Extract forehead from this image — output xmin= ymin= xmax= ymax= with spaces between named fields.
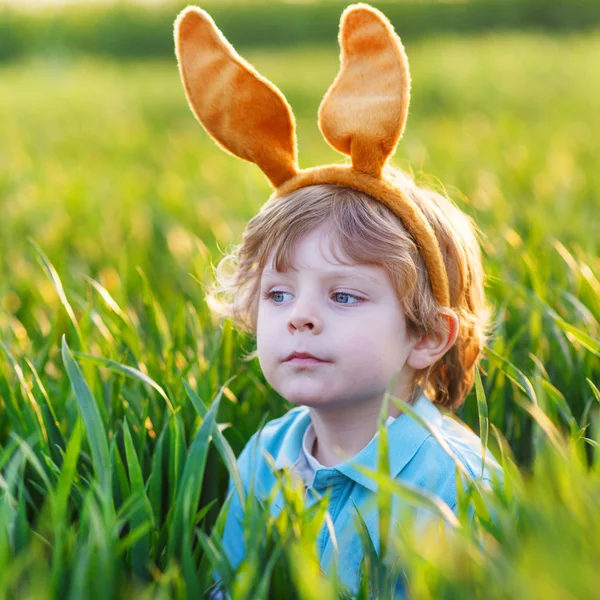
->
xmin=262 ymin=227 xmax=383 ymax=283
xmin=266 ymin=224 xmax=347 ymax=265
xmin=261 ymin=266 xmax=381 ymax=286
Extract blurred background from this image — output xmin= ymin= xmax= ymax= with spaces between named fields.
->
xmin=1 ymin=0 xmax=599 ymax=462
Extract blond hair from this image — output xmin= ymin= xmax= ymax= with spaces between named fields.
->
xmin=205 ymin=165 xmax=493 ymax=409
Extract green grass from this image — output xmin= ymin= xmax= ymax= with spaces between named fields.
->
xmin=0 ymin=30 xmax=599 ymax=598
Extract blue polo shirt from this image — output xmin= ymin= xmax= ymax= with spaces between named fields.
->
xmin=211 ymin=392 xmax=503 ymax=598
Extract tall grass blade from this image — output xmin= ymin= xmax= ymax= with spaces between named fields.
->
xmin=377 ymin=382 xmax=393 ymax=564
xmin=50 ymin=416 xmax=84 ymax=589
xmin=24 ymin=356 xmax=66 ymax=454
xmin=287 ymin=540 xmax=337 ymax=600
xmin=14 ymin=473 xmax=30 ymax=555
xmin=183 ymin=378 xmax=244 ymax=505
xmin=136 ymin=266 xmax=172 ymax=356
xmin=0 ymin=369 xmax=28 ymax=435
xmin=485 ymin=346 xmax=538 ymax=405
xmin=122 ymin=419 xmax=153 ymax=578
xmin=29 ymin=238 xmax=83 ymax=350
xmin=474 ymin=365 xmax=490 ymax=477
xmin=9 ymin=432 xmax=52 ymax=494
xmin=0 ymin=342 xmax=49 ymax=450
xmin=552 ymin=316 xmax=600 ymax=357
xmin=148 ymin=427 xmax=165 ymax=528
xmin=352 ymin=466 xmax=460 ymax=530
xmin=114 ymin=521 xmax=154 ymax=556
xmin=166 ymin=385 xmax=222 ymax=560
xmin=587 ymin=378 xmax=600 ymax=404
xmin=1 ymin=449 xmax=26 ymax=553
xmin=61 ymin=335 xmax=111 ymax=493
xmin=512 ymin=394 xmax=566 ymax=456
xmin=74 ymin=351 xmax=175 ymax=414
xmin=540 ymin=378 xmax=577 ymax=434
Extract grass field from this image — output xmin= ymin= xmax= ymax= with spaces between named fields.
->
xmin=1 ymin=30 xmax=599 ymax=598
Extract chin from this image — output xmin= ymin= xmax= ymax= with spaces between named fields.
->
xmin=287 ymin=397 xmax=328 ymax=408
xmin=277 ymin=383 xmax=332 ymax=406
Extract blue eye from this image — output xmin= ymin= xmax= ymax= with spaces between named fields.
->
xmin=333 ymin=292 xmax=360 ymax=304
xmin=263 ymin=290 xmax=363 ymax=305
xmin=264 ymin=290 xmax=291 ymax=303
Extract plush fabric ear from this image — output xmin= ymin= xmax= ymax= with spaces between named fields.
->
xmin=174 ymin=6 xmax=299 ymax=187
xmin=318 ymin=3 xmax=411 ymax=178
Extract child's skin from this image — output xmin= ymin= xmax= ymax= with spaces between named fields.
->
xmin=256 ymin=224 xmax=459 ymax=468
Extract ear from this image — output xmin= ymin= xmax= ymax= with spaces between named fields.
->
xmin=406 ymin=309 xmax=459 ymax=370
xmin=174 ymin=6 xmax=299 ymax=187
xmin=318 ymin=3 xmax=411 ymax=178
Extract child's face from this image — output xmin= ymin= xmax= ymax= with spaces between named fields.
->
xmin=256 ymin=225 xmax=419 ymax=410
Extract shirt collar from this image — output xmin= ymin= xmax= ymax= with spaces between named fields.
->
xmin=273 ymin=393 xmax=442 ymax=492
xmin=302 ymin=414 xmax=396 ymax=473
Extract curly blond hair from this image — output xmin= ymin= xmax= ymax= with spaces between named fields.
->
xmin=205 ymin=165 xmax=493 ymax=409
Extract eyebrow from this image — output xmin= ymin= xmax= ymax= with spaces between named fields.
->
xmin=261 ymin=269 xmax=380 ymax=285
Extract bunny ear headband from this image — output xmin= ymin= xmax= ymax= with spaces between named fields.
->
xmin=174 ymin=2 xmax=450 ymax=307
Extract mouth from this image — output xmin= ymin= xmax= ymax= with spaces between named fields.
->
xmin=283 ymin=352 xmax=330 ymax=365
xmin=285 ymin=357 xmax=328 ymax=366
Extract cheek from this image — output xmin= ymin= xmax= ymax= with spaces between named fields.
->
xmin=336 ymin=330 xmax=387 ymax=373
xmin=256 ymin=338 xmax=276 ymax=390
xmin=256 ymin=303 xmax=271 ymax=335
xmin=342 ymin=321 xmax=410 ymax=368
xmin=256 ymin=312 xmax=280 ymax=369
xmin=365 ymin=307 xmax=410 ymax=347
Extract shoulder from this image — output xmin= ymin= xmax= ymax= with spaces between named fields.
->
xmin=400 ymin=405 xmax=503 ymax=509
xmin=437 ymin=413 xmax=503 ymax=482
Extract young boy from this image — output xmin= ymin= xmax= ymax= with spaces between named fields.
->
xmin=173 ymin=2 xmax=503 ymax=597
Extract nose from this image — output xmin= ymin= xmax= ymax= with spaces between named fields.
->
xmin=288 ymin=297 xmax=323 ymax=334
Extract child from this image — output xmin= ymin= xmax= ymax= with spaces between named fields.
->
xmin=173 ymin=2 xmax=503 ymax=597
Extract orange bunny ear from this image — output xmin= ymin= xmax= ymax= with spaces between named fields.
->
xmin=174 ymin=6 xmax=299 ymax=188
xmin=318 ymin=3 xmax=411 ymax=178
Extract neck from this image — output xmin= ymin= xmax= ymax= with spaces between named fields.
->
xmin=308 ymin=381 xmax=418 ymax=468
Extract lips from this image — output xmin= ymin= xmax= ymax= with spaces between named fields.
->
xmin=284 ymin=351 xmax=328 ymax=362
